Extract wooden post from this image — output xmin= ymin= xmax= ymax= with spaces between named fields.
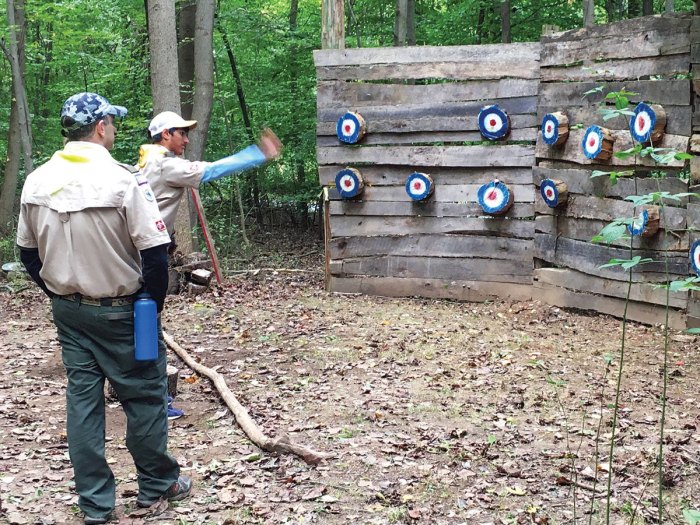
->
xmin=190 ymin=188 xmax=223 ymax=284
xmin=322 ymin=0 xmax=344 ymax=49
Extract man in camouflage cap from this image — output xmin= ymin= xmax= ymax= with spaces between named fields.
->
xmin=17 ymin=92 xmax=192 ymax=524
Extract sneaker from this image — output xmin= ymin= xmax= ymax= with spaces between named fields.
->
xmin=167 ymin=396 xmax=184 ymax=420
xmin=84 ymin=513 xmax=115 ymax=524
xmin=137 ymin=475 xmax=193 ymax=508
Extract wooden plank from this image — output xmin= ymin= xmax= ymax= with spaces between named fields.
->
xmin=318 ymin=97 xmax=538 ymax=121
xmin=333 ymin=255 xmax=533 ymax=283
xmin=538 ymin=79 xmax=691 ymax=107
xmin=535 ymin=129 xmax=688 ymax=168
xmin=313 ymin=42 xmax=541 ymax=68
xmin=329 ymin=234 xmax=533 ymax=260
xmin=534 ymin=267 xmax=688 ymax=308
xmin=534 ymin=233 xmax=689 ymax=282
xmin=317 ymin=129 xmax=538 ymax=145
xmin=535 ymin=214 xmax=688 ymax=251
xmin=533 ymin=165 xmax=689 ymax=203
xmin=318 ymin=144 xmax=535 ymax=167
xmin=327 ymin=183 xmax=534 ymax=203
xmin=320 ymin=165 xmax=534 ymax=186
xmin=534 ymin=194 xmax=686 ymax=229
xmin=317 ymin=114 xmax=539 ymax=135
xmin=317 ymin=79 xmax=540 ymax=108
xmin=537 ymin=105 xmax=691 ymax=136
xmin=541 ymin=28 xmax=690 ymax=67
xmin=329 ymin=215 xmax=535 ymax=238
xmin=330 ymin=200 xmax=534 ymax=218
xmin=688 ymin=203 xmax=700 ymax=228
xmin=533 ymin=279 xmax=687 ymax=329
xmin=329 ymin=275 xmax=534 ymax=302
xmin=190 ymin=188 xmax=223 ymax=284
xmin=541 ymin=54 xmax=690 ymax=82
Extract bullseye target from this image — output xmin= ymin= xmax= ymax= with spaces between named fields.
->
xmin=405 ymin=172 xmax=434 ymax=201
xmin=541 ymin=112 xmax=569 ymax=146
xmin=582 ymin=125 xmax=604 ymax=159
xmin=630 ymin=102 xmax=662 ymax=144
xmin=690 ymin=240 xmax=700 ymax=276
xmin=627 ymin=209 xmax=649 ymax=237
xmin=478 ymin=105 xmax=510 ymax=140
xmin=477 ymin=180 xmax=514 ymax=215
xmin=334 ymin=168 xmax=365 ymax=199
xmin=540 ymin=179 xmax=566 ymax=208
xmin=336 ymin=111 xmax=366 ymax=144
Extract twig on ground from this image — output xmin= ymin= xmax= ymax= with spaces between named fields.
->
xmin=163 ymin=331 xmax=328 ymax=466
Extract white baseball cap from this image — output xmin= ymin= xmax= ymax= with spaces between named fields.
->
xmin=148 ymin=111 xmax=198 ymax=138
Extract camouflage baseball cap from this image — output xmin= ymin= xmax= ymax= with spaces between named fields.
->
xmin=60 ymin=92 xmax=128 ymax=133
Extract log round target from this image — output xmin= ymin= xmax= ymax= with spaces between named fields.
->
xmin=477 ymin=180 xmax=514 ymax=215
xmin=690 ymin=240 xmax=700 ymax=276
xmin=336 ymin=111 xmax=367 ymax=144
xmin=541 ymin=112 xmax=569 ymax=146
xmin=581 ymin=125 xmax=613 ymax=161
xmin=405 ymin=172 xmax=434 ymax=201
xmin=630 ymin=102 xmax=666 ymax=145
xmin=335 ymin=168 xmax=365 ymax=199
xmin=478 ymin=105 xmax=510 ymax=140
xmin=540 ymin=179 xmax=568 ymax=208
xmin=627 ymin=206 xmax=659 ymax=237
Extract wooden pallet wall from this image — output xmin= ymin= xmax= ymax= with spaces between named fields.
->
xmin=313 ymin=43 xmax=540 ymax=302
xmin=535 ymin=13 xmax=693 ymax=329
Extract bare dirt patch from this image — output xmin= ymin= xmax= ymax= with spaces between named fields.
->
xmin=1 ymin=243 xmax=700 ymax=524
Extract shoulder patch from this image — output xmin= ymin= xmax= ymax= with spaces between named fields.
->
xmin=135 ymin=174 xmax=149 ymax=186
xmin=116 ymin=162 xmax=138 ymax=174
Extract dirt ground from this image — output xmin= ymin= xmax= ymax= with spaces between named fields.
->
xmin=1 ymin=233 xmax=700 ymax=525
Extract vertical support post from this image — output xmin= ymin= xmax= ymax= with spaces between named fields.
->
xmin=322 ymin=0 xmax=344 ymax=49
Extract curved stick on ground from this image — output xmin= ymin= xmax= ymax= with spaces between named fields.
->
xmin=163 ymin=330 xmax=327 ymax=465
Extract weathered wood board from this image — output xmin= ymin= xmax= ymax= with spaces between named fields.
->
xmin=327 ymin=183 xmax=534 ymax=203
xmin=320 ymin=166 xmax=534 ymax=186
xmin=329 ymin=201 xmax=535 ymax=219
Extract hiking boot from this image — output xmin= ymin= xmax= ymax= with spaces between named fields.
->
xmin=136 ymin=475 xmax=193 ymax=508
xmin=84 ymin=512 xmax=115 ymax=524
xmin=167 ymin=396 xmax=184 ymax=420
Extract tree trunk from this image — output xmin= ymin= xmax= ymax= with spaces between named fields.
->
xmin=322 ymin=0 xmax=344 ymax=49
xmin=643 ymin=0 xmax=653 ymax=15
xmin=583 ymin=0 xmax=595 ymax=28
xmin=393 ymin=0 xmax=416 ymax=46
xmin=178 ymin=0 xmax=196 ymax=120
xmin=665 ymin=0 xmax=673 ymax=12
xmin=0 ymin=102 xmax=21 ymax=234
xmin=476 ymin=5 xmax=485 ymax=44
xmin=4 ymin=0 xmax=33 ymax=177
xmin=501 ymin=0 xmax=511 ymax=43
xmin=628 ymin=0 xmax=642 ymax=17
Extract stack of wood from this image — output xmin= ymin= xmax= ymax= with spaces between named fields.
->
xmin=168 ymin=252 xmax=214 ymax=295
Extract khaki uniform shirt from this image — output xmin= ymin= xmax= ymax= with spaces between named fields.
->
xmin=137 ymin=145 xmax=207 ymax=236
xmin=16 ymin=141 xmax=171 ymax=298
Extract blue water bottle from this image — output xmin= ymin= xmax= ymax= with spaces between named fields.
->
xmin=134 ymin=292 xmax=158 ymax=361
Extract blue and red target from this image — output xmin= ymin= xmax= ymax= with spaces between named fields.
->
xmin=541 ymin=112 xmax=569 ymax=147
xmin=630 ymin=102 xmax=665 ymax=145
xmin=628 ymin=207 xmax=659 ymax=237
xmin=581 ymin=125 xmax=613 ymax=161
xmin=405 ymin=172 xmax=434 ymax=201
xmin=540 ymin=179 xmax=568 ymax=208
xmin=336 ymin=111 xmax=367 ymax=144
xmin=477 ymin=180 xmax=514 ymax=215
xmin=335 ymin=168 xmax=365 ymax=199
xmin=691 ymin=240 xmax=700 ymax=276
xmin=478 ymin=105 xmax=510 ymax=140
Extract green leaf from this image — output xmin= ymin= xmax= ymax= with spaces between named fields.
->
xmin=592 ymin=221 xmax=629 ymax=244
xmin=683 ymin=508 xmax=700 ymax=525
xmin=624 ymin=194 xmax=655 ymax=206
xmin=686 ymin=328 xmax=700 ymax=335
xmin=582 ymin=86 xmax=604 ymax=97
xmin=615 ymin=95 xmax=629 ymax=110
xmin=614 ymin=145 xmax=643 ymax=159
xmin=599 ymin=256 xmax=653 ymax=270
xmin=675 ymin=152 xmax=694 ymax=161
xmin=590 ymin=170 xmax=611 ymax=178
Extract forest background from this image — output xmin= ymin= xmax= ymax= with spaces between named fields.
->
xmin=0 ymin=0 xmax=694 ymax=265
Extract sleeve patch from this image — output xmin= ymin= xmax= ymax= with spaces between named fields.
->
xmin=135 ymin=174 xmax=149 ymax=186
xmin=156 ymin=219 xmax=166 ymax=232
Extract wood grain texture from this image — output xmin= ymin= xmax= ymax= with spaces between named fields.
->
xmin=541 ymin=54 xmax=689 ymax=82
xmin=327 ymin=183 xmax=534 ymax=203
xmin=320 ymin=165 xmax=534 ymax=186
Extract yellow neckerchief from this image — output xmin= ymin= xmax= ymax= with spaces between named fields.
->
xmin=137 ymin=144 xmax=170 ymax=169
xmin=48 ymin=142 xmax=113 ymax=195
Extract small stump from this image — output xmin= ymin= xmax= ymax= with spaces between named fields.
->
xmin=582 ymin=125 xmax=614 ymax=161
xmin=477 ymin=179 xmax=514 ymax=215
xmin=335 ymin=167 xmax=365 ymax=199
xmin=336 ymin=111 xmax=367 ymax=144
xmin=540 ymin=179 xmax=569 ymax=208
xmin=628 ymin=206 xmax=660 ymax=237
xmin=541 ymin=112 xmax=569 ymax=147
xmin=405 ymin=172 xmax=434 ymax=201
xmin=630 ymin=102 xmax=666 ymax=145
xmin=478 ymin=105 xmax=510 ymax=140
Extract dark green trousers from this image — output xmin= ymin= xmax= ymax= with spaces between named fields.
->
xmin=51 ymin=296 xmax=179 ymax=519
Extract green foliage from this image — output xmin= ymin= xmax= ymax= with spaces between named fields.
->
xmin=684 ymin=508 xmax=700 ymax=525
xmin=599 ymin=256 xmax=653 ymax=270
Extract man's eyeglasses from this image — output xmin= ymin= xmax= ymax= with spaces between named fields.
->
xmin=169 ymin=128 xmax=189 ymax=138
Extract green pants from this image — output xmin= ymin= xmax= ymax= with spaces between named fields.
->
xmin=51 ymin=296 xmax=179 ymax=519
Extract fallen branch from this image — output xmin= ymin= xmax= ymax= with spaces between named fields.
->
xmin=163 ymin=330 xmax=327 ymax=466
xmin=227 ymin=267 xmax=316 ymax=275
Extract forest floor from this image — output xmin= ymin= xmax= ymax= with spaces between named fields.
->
xmin=1 ymin=229 xmax=700 ymax=525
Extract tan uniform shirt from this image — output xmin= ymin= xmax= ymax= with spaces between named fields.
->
xmin=16 ymin=141 xmax=171 ymax=298
xmin=137 ymin=145 xmax=207 ymax=236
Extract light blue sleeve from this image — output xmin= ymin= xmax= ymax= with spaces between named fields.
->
xmin=200 ymin=145 xmax=266 ymax=183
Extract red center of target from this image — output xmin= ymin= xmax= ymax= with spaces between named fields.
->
xmin=546 ymin=188 xmax=553 ymax=198
xmin=489 ymin=119 xmax=497 ymax=127
xmin=413 ymin=181 xmax=421 ymax=190
xmin=588 ymin=138 xmax=595 ymax=148
xmin=638 ymin=117 xmax=645 ymax=129
xmin=344 ymin=124 xmax=351 ymax=133
xmin=546 ymin=124 xmax=552 ymax=133
xmin=344 ymin=179 xmax=352 ymax=188
xmin=488 ymin=190 xmax=497 ymax=200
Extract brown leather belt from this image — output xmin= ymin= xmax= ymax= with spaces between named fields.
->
xmin=60 ymin=293 xmax=135 ymax=307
